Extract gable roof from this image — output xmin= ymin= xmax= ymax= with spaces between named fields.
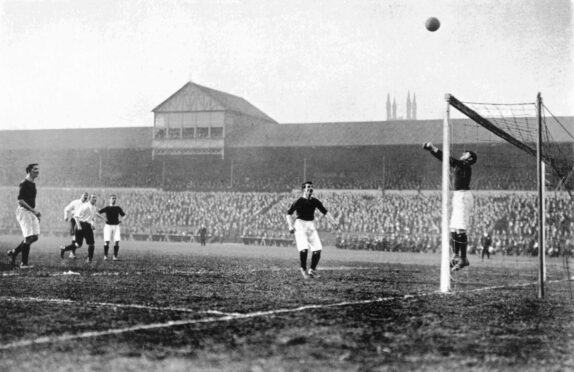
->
xmin=152 ymin=81 xmax=277 ymax=123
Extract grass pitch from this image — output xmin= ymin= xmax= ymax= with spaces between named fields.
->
xmin=0 ymin=236 xmax=573 ymax=371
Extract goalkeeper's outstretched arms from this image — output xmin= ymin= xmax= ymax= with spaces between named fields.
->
xmin=423 ymin=141 xmax=444 ymax=163
xmin=422 ymin=142 xmax=439 ymax=153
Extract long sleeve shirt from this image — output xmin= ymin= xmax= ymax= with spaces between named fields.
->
xmin=64 ymin=198 xmax=84 ymax=220
xmin=74 ymin=202 xmax=98 ymax=225
xmin=429 ymin=149 xmax=473 ymax=191
xmin=287 ymin=197 xmax=328 ymax=221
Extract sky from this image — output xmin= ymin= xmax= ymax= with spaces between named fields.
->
xmin=0 ymin=0 xmax=572 ymax=130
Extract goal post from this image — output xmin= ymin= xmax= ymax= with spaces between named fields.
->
xmin=440 ymin=100 xmax=451 ymax=293
xmin=441 ymin=93 xmax=548 ymax=297
xmin=536 ymin=93 xmax=545 ymax=298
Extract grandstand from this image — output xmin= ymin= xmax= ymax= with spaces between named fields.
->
xmin=1 ymin=81 xmax=573 ymax=252
xmin=2 ymin=81 xmax=573 ymax=191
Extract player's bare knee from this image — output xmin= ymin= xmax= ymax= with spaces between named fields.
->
xmin=25 ymin=235 xmax=38 ymax=244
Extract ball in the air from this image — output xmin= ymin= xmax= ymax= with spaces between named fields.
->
xmin=425 ymin=17 xmax=440 ymax=32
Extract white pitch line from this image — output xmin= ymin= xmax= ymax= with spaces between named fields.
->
xmin=0 ymin=296 xmax=243 ymax=317
xmin=171 ymin=266 xmax=395 ymax=275
xmin=2 ymin=266 xmax=382 ymax=278
xmin=0 ymin=278 xmax=566 ymax=350
xmin=0 ymin=294 xmax=407 ymax=350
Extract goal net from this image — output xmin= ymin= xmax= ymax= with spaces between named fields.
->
xmin=441 ymin=93 xmax=574 ymax=298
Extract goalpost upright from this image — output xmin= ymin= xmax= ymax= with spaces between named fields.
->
xmin=440 ymin=98 xmax=451 ymax=293
xmin=440 ymin=92 xmax=548 ymax=297
xmin=536 ymin=93 xmax=545 ymax=298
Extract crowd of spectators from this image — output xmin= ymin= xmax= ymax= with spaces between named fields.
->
xmin=0 ymin=146 xmax=553 ymax=192
xmin=1 ymin=186 xmax=572 ymax=257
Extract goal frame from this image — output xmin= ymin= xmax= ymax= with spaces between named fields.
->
xmin=440 ymin=93 xmax=546 ymax=297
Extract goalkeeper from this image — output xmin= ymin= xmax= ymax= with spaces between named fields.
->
xmin=423 ymin=142 xmax=477 ymax=271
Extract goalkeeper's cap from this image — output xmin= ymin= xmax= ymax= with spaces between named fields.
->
xmin=466 ymin=151 xmax=477 ymax=165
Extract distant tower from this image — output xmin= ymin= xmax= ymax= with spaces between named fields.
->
xmin=386 ymin=94 xmax=391 ymax=121
xmin=406 ymin=91 xmax=412 ymax=120
xmin=412 ymin=93 xmax=417 ymax=120
xmin=392 ymin=97 xmax=397 ymax=120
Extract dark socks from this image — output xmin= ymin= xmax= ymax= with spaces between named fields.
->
xmin=454 ymin=231 xmax=468 ymax=260
xmin=310 ymin=251 xmax=321 ymax=270
xmin=450 ymin=231 xmax=459 ymax=256
xmin=104 ymin=243 xmax=110 ymax=256
xmin=299 ymin=250 xmax=308 ymax=270
xmin=20 ymin=243 xmax=30 ymax=265
xmin=88 ymin=245 xmax=94 ymax=260
xmin=13 ymin=241 xmax=25 ymax=256
xmin=113 ymin=244 xmax=119 ymax=257
xmin=64 ymin=243 xmax=78 ymax=252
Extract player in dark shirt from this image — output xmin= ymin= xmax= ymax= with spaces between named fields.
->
xmin=481 ymin=231 xmax=492 ymax=260
xmin=286 ymin=181 xmax=339 ymax=279
xmin=98 ymin=195 xmax=126 ymax=261
xmin=423 ymin=142 xmax=477 ymax=271
xmin=198 ymin=225 xmax=207 ymax=246
xmin=6 ymin=163 xmax=41 ymax=268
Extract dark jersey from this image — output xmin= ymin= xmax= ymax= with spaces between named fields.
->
xmin=430 ymin=149 xmax=473 ymax=191
xmin=98 ymin=206 xmax=125 ymax=225
xmin=287 ymin=197 xmax=328 ymax=221
xmin=17 ymin=179 xmax=37 ymax=209
xmin=481 ymin=235 xmax=492 ymax=248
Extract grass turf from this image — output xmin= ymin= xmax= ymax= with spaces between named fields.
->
xmin=0 ymin=236 xmax=573 ymax=371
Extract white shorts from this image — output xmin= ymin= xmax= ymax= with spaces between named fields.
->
xmin=16 ymin=206 xmax=40 ymax=238
xmin=294 ymin=219 xmax=322 ymax=252
xmin=103 ymin=224 xmax=121 ymax=242
xmin=450 ymin=190 xmax=474 ymax=231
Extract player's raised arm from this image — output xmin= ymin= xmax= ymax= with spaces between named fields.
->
xmin=423 ymin=142 xmax=445 ymax=163
xmin=422 ymin=142 xmax=438 ymax=153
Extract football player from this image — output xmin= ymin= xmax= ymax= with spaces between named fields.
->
xmin=6 ymin=163 xmax=41 ymax=269
xmin=423 ymin=142 xmax=477 ymax=271
xmin=98 ymin=194 xmax=126 ymax=261
xmin=286 ymin=181 xmax=339 ymax=279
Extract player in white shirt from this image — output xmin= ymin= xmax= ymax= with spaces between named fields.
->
xmin=60 ymin=194 xmax=98 ymax=263
xmin=63 ymin=192 xmax=88 ymax=258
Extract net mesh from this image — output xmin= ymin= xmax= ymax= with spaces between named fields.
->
xmin=446 ymin=94 xmax=573 ymax=297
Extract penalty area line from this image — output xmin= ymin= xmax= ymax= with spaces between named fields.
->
xmin=0 ymin=296 xmax=242 ymax=317
xmin=0 ymin=279 xmax=566 ymax=350
xmin=0 ymin=294 xmax=411 ymax=350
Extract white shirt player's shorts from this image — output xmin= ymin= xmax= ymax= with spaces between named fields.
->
xmin=450 ymin=190 xmax=474 ymax=231
xmin=103 ymin=224 xmax=121 ymax=242
xmin=16 ymin=206 xmax=40 ymax=237
xmin=294 ymin=219 xmax=323 ymax=252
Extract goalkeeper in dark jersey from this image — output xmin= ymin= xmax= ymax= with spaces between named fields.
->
xmin=423 ymin=142 xmax=477 ymax=271
xmin=286 ymin=181 xmax=339 ymax=279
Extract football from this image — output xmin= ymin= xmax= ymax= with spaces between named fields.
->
xmin=425 ymin=17 xmax=440 ymax=32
